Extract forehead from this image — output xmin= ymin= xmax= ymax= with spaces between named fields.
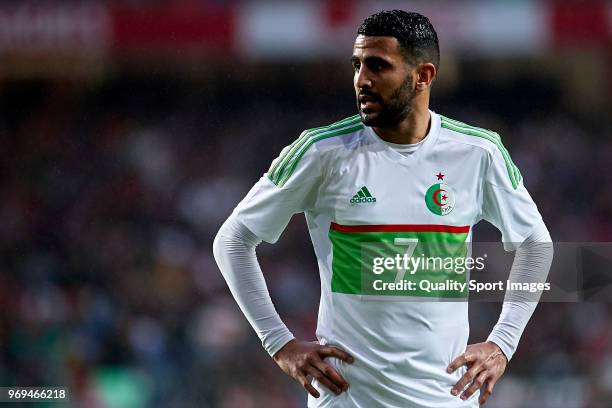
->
xmin=352 ymin=35 xmax=403 ymax=58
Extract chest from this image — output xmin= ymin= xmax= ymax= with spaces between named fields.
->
xmin=316 ymin=148 xmax=486 ymax=226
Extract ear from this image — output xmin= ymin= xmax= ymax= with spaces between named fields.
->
xmin=415 ymin=63 xmax=437 ymax=91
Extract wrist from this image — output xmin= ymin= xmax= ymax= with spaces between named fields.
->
xmin=487 ymin=340 xmax=509 ymax=364
xmin=272 ymin=338 xmax=296 ymax=360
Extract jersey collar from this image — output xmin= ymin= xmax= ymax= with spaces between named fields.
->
xmin=364 ymin=109 xmax=441 ymax=167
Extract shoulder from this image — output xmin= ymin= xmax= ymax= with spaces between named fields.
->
xmin=267 ymin=114 xmax=365 ymax=186
xmin=299 ymin=114 xmax=366 ymax=152
xmin=438 ymin=114 xmax=505 ymax=156
xmin=438 ymin=114 xmax=522 ymax=188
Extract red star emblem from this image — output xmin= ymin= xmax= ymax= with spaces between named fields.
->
xmin=442 ymin=194 xmax=448 ymax=201
xmin=436 ymin=172 xmax=444 ymax=181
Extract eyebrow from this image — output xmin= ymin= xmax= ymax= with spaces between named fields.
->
xmin=350 ymin=55 xmax=391 ymax=66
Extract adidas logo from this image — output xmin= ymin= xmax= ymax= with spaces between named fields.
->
xmin=350 ymin=186 xmax=377 ymax=204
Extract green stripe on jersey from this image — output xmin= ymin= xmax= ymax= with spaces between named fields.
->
xmin=268 ymin=115 xmax=364 ymax=186
xmin=269 ymin=115 xmax=359 ymax=182
xmin=329 ymin=228 xmax=469 ymax=298
xmin=440 ymin=116 xmax=522 ymax=189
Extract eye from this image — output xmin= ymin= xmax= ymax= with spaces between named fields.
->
xmin=369 ymin=61 xmax=383 ymax=72
xmin=352 ymin=61 xmax=361 ymax=71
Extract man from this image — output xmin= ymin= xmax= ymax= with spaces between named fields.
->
xmin=214 ymin=10 xmax=552 ymax=407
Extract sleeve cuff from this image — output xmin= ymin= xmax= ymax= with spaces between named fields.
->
xmin=264 ymin=330 xmax=295 ymax=358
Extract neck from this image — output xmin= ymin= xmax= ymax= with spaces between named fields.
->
xmin=373 ymin=105 xmax=431 ymax=145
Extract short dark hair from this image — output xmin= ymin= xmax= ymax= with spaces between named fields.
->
xmin=357 ymin=10 xmax=440 ymax=69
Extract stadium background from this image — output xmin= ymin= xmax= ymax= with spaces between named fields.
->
xmin=0 ymin=1 xmax=610 ymax=407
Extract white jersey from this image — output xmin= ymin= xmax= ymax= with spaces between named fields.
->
xmin=234 ymin=110 xmax=542 ymax=408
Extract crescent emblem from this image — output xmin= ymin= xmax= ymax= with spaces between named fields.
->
xmin=432 ymin=188 xmax=447 ymax=206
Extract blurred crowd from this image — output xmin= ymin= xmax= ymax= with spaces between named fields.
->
xmin=0 ymin=60 xmax=611 ymax=408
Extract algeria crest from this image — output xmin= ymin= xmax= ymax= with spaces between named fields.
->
xmin=425 ymin=183 xmax=455 ymax=216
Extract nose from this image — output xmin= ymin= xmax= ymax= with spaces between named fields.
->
xmin=355 ymin=66 xmax=373 ymax=90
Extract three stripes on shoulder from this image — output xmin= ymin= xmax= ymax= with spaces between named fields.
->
xmin=267 ymin=115 xmax=363 ymax=187
xmin=440 ymin=116 xmax=522 ymax=189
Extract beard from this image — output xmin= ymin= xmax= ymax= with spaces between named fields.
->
xmin=357 ymin=76 xmax=416 ymax=128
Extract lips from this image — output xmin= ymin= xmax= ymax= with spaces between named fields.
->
xmin=359 ymin=94 xmax=380 ymax=111
xmin=358 ymin=94 xmax=378 ymax=103
xmin=360 ymin=102 xmax=378 ymax=112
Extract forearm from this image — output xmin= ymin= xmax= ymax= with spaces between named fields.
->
xmin=487 ymin=220 xmax=553 ymax=361
xmin=213 ymin=214 xmax=295 ymax=357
